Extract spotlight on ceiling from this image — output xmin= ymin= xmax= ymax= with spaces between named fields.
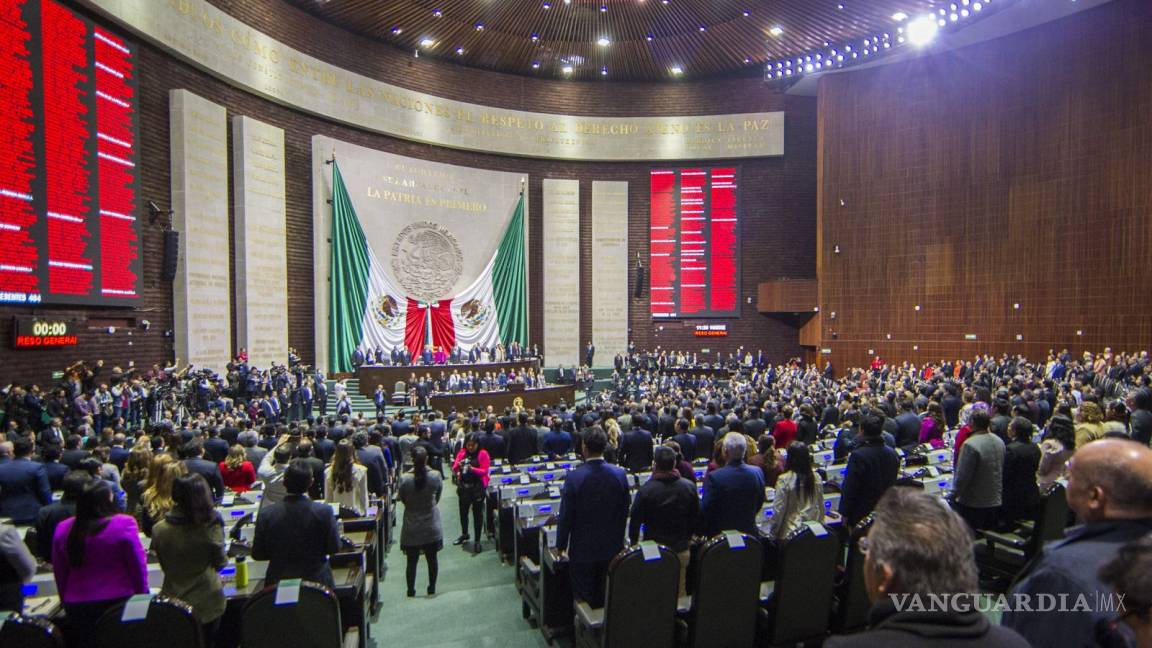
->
xmin=769 ymin=25 xmax=784 ymax=37
xmin=597 ymin=37 xmax=610 ymax=46
xmin=562 ymin=65 xmax=574 ymax=74
xmin=419 ymin=37 xmax=436 ymax=48
xmin=670 ymin=65 xmax=683 ymax=75
xmin=891 ymin=11 xmax=908 ymax=21
xmin=906 ymin=14 xmax=939 ymax=46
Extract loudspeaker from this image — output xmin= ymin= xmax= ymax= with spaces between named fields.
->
xmin=633 ymin=263 xmax=645 ymax=299
xmin=162 ymin=230 xmax=179 ymax=281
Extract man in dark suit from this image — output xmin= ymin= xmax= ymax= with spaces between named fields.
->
xmin=585 ymin=342 xmax=595 ymax=367
xmin=839 ymin=414 xmax=900 ymax=526
xmin=699 ymin=433 xmax=765 ymax=537
xmin=251 ymin=460 xmax=341 ymax=589
xmin=295 ymin=440 xmax=327 ymax=500
xmin=671 ymin=418 xmax=697 ymax=463
xmin=703 ymin=403 xmax=724 ymax=435
xmin=0 ymin=438 xmax=52 ymax=524
xmin=60 ymin=435 xmax=89 ymax=470
xmin=894 ymin=400 xmax=922 ymax=449
xmin=691 ymin=414 xmax=716 ymax=461
xmin=506 ymin=412 xmax=539 ymax=465
xmin=181 ymin=441 xmax=225 ymax=501
xmin=557 ymin=427 xmax=629 ymax=608
xmin=657 ymin=407 xmax=676 ymax=440
xmin=353 ymin=433 xmax=387 ymax=497
xmin=39 ymin=446 xmax=70 ymax=491
xmin=203 ymin=427 xmax=230 ymax=464
xmin=351 ymin=346 xmax=366 ymax=368
xmin=618 ymin=424 xmax=654 ymax=473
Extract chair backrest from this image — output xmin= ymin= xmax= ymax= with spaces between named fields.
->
xmin=833 ymin=516 xmax=875 ymax=633
xmin=94 ymin=596 xmax=203 ymax=648
xmin=241 ymin=581 xmax=343 ymax=648
xmin=1029 ymin=483 xmax=1069 ymax=555
xmin=689 ymin=532 xmax=763 ymax=648
xmin=770 ymin=524 xmax=841 ymax=645
xmin=602 ymin=544 xmax=680 ymax=648
xmin=0 ymin=613 xmax=64 ymax=648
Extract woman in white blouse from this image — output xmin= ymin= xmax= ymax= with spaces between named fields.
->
xmin=768 ymin=441 xmax=825 ymax=539
xmin=324 ymin=439 xmax=369 ymax=516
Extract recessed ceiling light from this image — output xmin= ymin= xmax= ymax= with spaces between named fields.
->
xmin=542 ymin=1 xmax=551 ymax=8
xmin=531 ymin=33 xmax=540 ymax=41
xmin=600 ymin=66 xmax=608 ymax=75
xmin=455 ymin=47 xmax=464 ymax=54
xmin=600 ymin=4 xmax=607 ymax=11
xmin=432 ymin=9 xmax=442 ymax=18
xmin=769 ymin=25 xmax=784 ymax=36
xmin=419 ymin=37 xmax=436 ymax=47
xmin=561 ymin=65 xmax=574 ymax=75
xmin=390 ymin=26 xmax=403 ymax=35
xmin=742 ymin=10 xmax=750 ymax=17
xmin=670 ymin=65 xmax=683 ymax=75
xmin=531 ymin=61 xmax=541 ymax=69
xmin=474 ymin=22 xmax=484 ymax=30
xmin=698 ymin=25 xmax=707 ymax=32
xmin=645 ymin=33 xmax=654 ymax=41
xmin=596 ymin=37 xmax=610 ymax=46
xmin=892 ymin=11 xmax=908 ymax=21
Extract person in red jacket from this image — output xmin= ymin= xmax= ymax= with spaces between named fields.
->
xmin=772 ymin=405 xmax=798 ymax=450
xmin=451 ymin=433 xmax=490 ymax=553
xmin=219 ymin=445 xmax=257 ymax=493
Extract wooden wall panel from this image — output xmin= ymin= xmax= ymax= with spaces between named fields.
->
xmin=758 ymin=279 xmax=818 ymax=314
xmin=816 ymin=0 xmax=1152 ymax=371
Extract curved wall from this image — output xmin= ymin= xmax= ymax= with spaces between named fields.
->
xmin=0 ymin=0 xmax=817 ymax=384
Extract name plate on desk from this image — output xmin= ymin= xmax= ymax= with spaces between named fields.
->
xmin=517 ymin=499 xmax=560 ymax=519
xmin=926 ymin=449 xmax=951 ymax=465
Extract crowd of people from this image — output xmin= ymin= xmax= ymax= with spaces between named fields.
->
xmin=351 ymin=340 xmax=536 ymax=367
xmin=1 ymin=346 xmax=1151 ymax=647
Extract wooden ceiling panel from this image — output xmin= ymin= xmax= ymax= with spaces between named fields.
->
xmin=285 ymin=0 xmax=942 ymax=81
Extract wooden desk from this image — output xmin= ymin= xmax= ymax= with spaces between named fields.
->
xmin=429 ymin=384 xmax=576 ymax=413
xmin=355 ymin=359 xmax=541 ymax=396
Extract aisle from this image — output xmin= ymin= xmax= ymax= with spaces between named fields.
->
xmin=371 ymin=484 xmax=559 ymax=648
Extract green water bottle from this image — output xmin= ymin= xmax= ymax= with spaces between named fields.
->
xmin=235 ymin=556 xmax=249 ymax=589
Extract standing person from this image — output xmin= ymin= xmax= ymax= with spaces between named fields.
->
xmin=838 ymin=414 xmax=900 ymax=527
xmin=998 ymin=417 xmax=1041 ymax=528
xmin=626 ymin=445 xmax=699 ymax=597
xmin=768 ymin=442 xmax=825 ymax=540
xmin=451 ymin=433 xmax=490 ymax=553
xmin=557 ymin=427 xmax=631 ymax=608
xmin=324 ymin=439 xmax=369 ymax=516
xmin=0 ymin=436 xmax=51 ymax=524
xmin=51 ymin=480 xmax=149 ymax=648
xmin=151 ymin=474 xmax=228 ymax=645
xmin=251 ymin=460 xmax=341 ymax=589
xmin=0 ymin=519 xmax=36 ymax=612
xmin=1004 ymin=440 xmax=1152 ymax=647
xmin=950 ymin=410 xmax=1005 ymax=531
xmin=219 ymin=445 xmax=256 ymax=493
xmin=699 ymin=433 xmax=766 ymax=537
xmin=121 ymin=446 xmax=152 ymax=516
xmin=138 ymin=457 xmax=187 ymax=536
xmin=398 ymin=447 xmax=443 ymax=597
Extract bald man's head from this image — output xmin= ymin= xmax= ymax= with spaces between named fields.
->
xmin=1067 ymin=439 xmax=1152 ymax=522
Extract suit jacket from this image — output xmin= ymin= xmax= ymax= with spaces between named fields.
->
xmin=108 ymin=446 xmax=131 ymax=471
xmin=203 ymin=438 xmax=230 ymax=464
xmin=183 ymin=457 xmax=225 ymax=501
xmin=506 ymin=426 xmax=539 ymax=465
xmin=0 ymin=459 xmax=52 ymax=524
xmin=691 ymin=426 xmax=716 ymax=460
xmin=671 ymin=432 xmax=697 ymax=461
xmin=657 ymin=415 xmax=676 ymax=439
xmin=251 ymin=495 xmax=340 ymax=589
xmin=557 ymin=459 xmax=630 ymax=563
xmin=43 ymin=461 xmax=69 ymax=492
xmin=699 ymin=460 xmax=765 ymax=536
xmin=838 ymin=438 xmax=900 ymax=525
xmin=619 ymin=429 xmax=655 ymax=473
xmin=356 ymin=447 xmax=387 ymax=496
xmin=894 ymin=412 xmax=922 ymax=448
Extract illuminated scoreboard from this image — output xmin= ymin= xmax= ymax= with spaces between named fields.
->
xmin=0 ymin=0 xmax=140 ymax=306
xmin=649 ymin=168 xmax=740 ymax=319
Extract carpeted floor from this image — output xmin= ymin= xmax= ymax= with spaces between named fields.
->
xmin=370 ymin=484 xmax=566 ymax=648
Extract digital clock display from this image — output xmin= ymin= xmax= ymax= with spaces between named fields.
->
xmin=13 ymin=317 xmax=79 ymax=348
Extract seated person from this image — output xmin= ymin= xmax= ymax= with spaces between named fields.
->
xmin=767 ymin=442 xmax=824 ymax=540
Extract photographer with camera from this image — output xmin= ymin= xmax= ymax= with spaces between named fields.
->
xmin=451 ymin=432 xmax=490 ymax=554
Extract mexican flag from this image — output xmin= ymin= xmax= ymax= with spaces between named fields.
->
xmin=328 ymin=162 xmax=527 ymax=373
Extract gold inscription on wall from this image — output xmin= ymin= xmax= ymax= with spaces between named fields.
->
xmin=88 ymin=0 xmax=784 ymax=161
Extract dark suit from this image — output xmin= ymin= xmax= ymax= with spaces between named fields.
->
xmin=619 ymin=429 xmax=654 ymax=473
xmin=671 ymin=432 xmax=697 ymax=462
xmin=1000 ymin=440 xmax=1041 ymax=523
xmin=251 ymin=494 xmax=341 ymax=589
xmin=838 ymin=438 xmax=900 ymax=526
xmin=61 ymin=449 xmax=89 ymax=470
xmin=894 ymin=412 xmax=922 ymax=448
xmin=506 ymin=426 xmax=539 ymax=465
xmin=357 ymin=447 xmax=387 ymax=496
xmin=698 ymin=460 xmax=765 ymax=536
xmin=0 ymin=459 xmax=53 ymax=524
xmin=108 ymin=446 xmax=131 ymax=471
xmin=43 ymin=461 xmax=69 ymax=492
xmin=557 ymin=459 xmax=630 ymax=607
xmin=203 ymin=437 xmax=230 ymax=464
xmin=183 ymin=457 xmax=225 ymax=501
xmin=657 ymin=415 xmax=676 ymax=440
xmin=691 ymin=426 xmax=716 ymax=460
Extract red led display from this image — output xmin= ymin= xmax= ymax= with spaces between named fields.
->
xmin=0 ymin=0 xmax=140 ymax=306
xmin=649 ymin=168 xmax=740 ymax=319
